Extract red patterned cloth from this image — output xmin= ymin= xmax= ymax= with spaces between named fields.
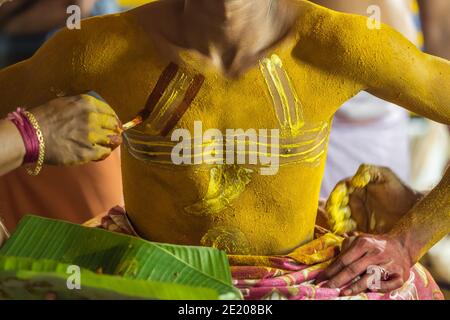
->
xmin=85 ymin=206 xmax=444 ymax=300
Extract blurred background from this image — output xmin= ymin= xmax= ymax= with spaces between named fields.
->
xmin=0 ymin=0 xmax=449 ymax=298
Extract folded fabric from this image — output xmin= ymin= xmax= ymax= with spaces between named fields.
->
xmin=85 ymin=206 xmax=444 ymax=300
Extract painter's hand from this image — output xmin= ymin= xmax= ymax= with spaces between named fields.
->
xmin=326 ymin=165 xmax=422 ymax=235
xmin=320 ymin=232 xmax=413 ymax=295
xmin=33 ymin=95 xmax=122 ymax=166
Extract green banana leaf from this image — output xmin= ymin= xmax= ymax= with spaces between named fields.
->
xmin=0 ymin=216 xmax=241 ymax=300
xmin=0 ymin=256 xmax=219 ymax=300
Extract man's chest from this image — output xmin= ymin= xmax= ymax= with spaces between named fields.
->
xmin=96 ymin=52 xmax=356 ymax=135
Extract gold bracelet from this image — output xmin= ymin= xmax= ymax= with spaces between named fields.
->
xmin=23 ymin=111 xmax=45 ymax=176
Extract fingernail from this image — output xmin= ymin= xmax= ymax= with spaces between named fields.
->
xmin=342 ymin=289 xmax=352 ymax=296
xmin=109 ymin=135 xmax=121 ymax=145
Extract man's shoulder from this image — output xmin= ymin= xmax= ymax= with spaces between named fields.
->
xmin=75 ymin=13 xmax=138 ymax=45
xmin=290 ymin=0 xmax=376 ymax=68
xmin=45 ymin=12 xmax=145 ymax=73
xmin=292 ymin=0 xmax=368 ymax=45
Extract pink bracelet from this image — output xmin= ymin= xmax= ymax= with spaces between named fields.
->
xmin=7 ymin=108 xmax=39 ymax=164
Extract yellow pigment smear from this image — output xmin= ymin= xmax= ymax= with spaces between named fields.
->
xmin=2 ymin=1 xmax=448 ymax=256
xmin=201 ymin=226 xmax=251 ymax=255
xmin=185 ymin=165 xmax=253 ymax=216
xmin=260 ymin=54 xmax=305 ymax=137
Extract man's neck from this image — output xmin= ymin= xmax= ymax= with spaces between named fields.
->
xmin=181 ymin=0 xmax=295 ymax=73
xmin=183 ymin=0 xmax=274 ymax=34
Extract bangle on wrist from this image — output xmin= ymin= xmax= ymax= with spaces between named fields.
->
xmin=6 ymin=108 xmax=45 ymax=176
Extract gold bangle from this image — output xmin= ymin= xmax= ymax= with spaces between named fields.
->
xmin=23 ymin=111 xmax=45 ymax=176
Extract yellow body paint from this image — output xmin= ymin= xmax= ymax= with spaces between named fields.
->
xmin=185 ymin=165 xmax=254 ymax=217
xmin=0 ymin=1 xmax=449 ymax=255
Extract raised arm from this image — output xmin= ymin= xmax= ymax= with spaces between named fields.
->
xmin=334 ymin=12 xmax=450 ymax=124
xmin=295 ymin=4 xmax=450 ymax=294
xmin=330 ymin=11 xmax=450 ymax=254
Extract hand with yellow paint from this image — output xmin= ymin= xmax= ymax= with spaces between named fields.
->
xmin=33 ymin=95 xmax=122 ymax=166
xmin=321 ymin=164 xmax=450 ymax=295
xmin=326 ymin=164 xmax=423 ymax=235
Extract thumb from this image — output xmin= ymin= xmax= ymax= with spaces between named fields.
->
xmin=350 ymin=164 xmax=389 ymax=189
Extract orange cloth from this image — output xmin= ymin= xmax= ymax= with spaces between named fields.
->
xmin=0 ymin=149 xmax=123 ymax=231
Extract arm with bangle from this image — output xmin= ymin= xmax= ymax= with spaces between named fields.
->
xmin=0 ymin=117 xmax=26 ymax=177
xmin=1 ymin=108 xmax=45 ymax=177
xmin=0 ymin=108 xmax=38 ymax=246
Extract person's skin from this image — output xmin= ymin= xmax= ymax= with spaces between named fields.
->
xmin=0 ymin=94 xmax=122 ymax=246
xmin=321 ymin=164 xmax=450 ymax=295
xmin=312 ymin=0 xmax=449 ymax=295
xmin=0 ymin=95 xmax=122 ymax=176
xmin=0 ymin=0 xmax=99 ymax=35
xmin=310 ymin=0 xmax=418 ymax=124
xmin=0 ymin=0 xmax=449 ymax=292
xmin=418 ymin=0 xmax=450 ymax=59
xmin=322 ymin=165 xmax=423 ymax=235
xmin=0 ymin=116 xmax=25 ymax=176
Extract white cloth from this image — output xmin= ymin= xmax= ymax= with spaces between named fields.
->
xmin=321 ymin=92 xmax=410 ymax=197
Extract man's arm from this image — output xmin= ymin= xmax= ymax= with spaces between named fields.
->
xmin=392 ymin=166 xmax=450 ymax=262
xmin=337 ymin=12 xmax=450 ymax=256
xmin=0 ymin=27 xmax=91 ymax=117
xmin=0 ymin=119 xmax=25 ymax=176
xmin=334 ymin=12 xmax=450 ymax=124
xmin=321 ymin=165 xmax=450 ymax=295
xmin=304 ymin=7 xmax=450 ymax=293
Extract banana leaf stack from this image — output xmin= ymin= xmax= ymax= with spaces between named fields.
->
xmin=0 ymin=215 xmax=241 ymax=300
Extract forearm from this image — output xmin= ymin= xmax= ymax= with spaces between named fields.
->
xmin=390 ymin=167 xmax=450 ymax=263
xmin=0 ymin=119 xmax=25 ymax=176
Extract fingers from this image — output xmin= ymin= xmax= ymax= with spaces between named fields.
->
xmin=377 ymin=275 xmax=405 ymax=293
xmin=325 ymin=254 xmax=374 ymax=289
xmin=81 ymin=95 xmax=117 ymax=117
xmin=326 ymin=181 xmax=357 ymax=235
xmin=339 ymin=271 xmax=405 ymax=296
xmin=88 ymin=129 xmax=122 ymax=149
xmin=350 ymin=164 xmax=386 ymax=188
xmin=89 ymin=113 xmax=121 ymax=131
xmin=87 ymin=111 xmax=122 ymax=150
xmin=91 ymin=145 xmax=114 ymax=162
xmin=341 ymin=273 xmax=372 ymax=296
xmin=108 ymin=134 xmax=123 ymax=150
xmin=320 ymin=238 xmax=367 ymax=285
xmin=326 ymin=164 xmax=393 ymax=235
